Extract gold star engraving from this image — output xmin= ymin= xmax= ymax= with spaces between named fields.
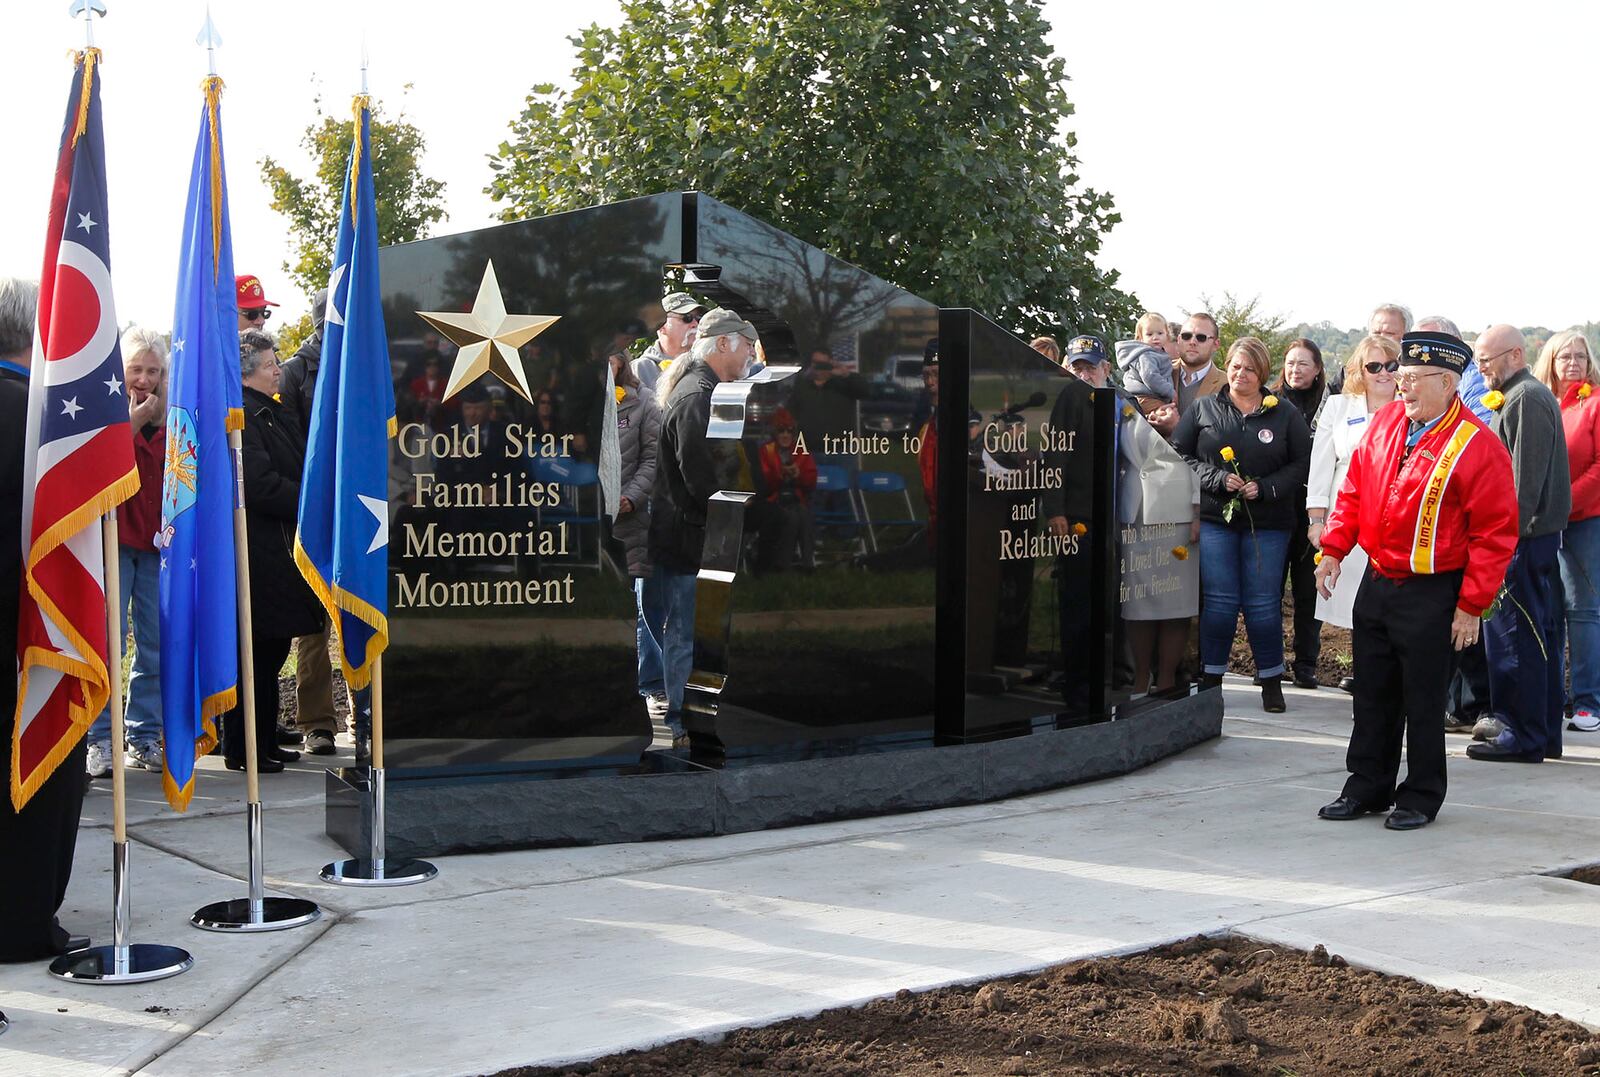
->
xmin=415 ymin=261 xmax=559 ymax=402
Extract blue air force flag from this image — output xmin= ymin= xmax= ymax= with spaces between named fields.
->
xmin=158 ymin=76 xmax=242 ymax=810
xmin=294 ymin=98 xmax=395 ymax=689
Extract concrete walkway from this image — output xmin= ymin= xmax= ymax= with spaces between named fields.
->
xmin=4 ymin=678 xmax=1598 ymax=1076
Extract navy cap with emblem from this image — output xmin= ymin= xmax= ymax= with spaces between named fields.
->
xmin=1066 ymin=333 xmax=1107 ymax=365
xmin=1399 ymin=331 xmax=1470 ymax=375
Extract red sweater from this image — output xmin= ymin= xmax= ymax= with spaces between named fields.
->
xmin=1322 ymin=398 xmax=1518 ymax=616
xmin=1560 ymin=382 xmax=1600 ymax=523
xmin=758 ymin=441 xmax=817 ymax=503
xmin=117 ymin=423 xmax=165 ymax=551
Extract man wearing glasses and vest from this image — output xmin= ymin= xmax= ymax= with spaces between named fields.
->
xmin=1312 ymin=332 xmax=1518 ymax=831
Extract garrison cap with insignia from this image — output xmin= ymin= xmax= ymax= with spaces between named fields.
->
xmin=1400 ymin=331 xmax=1470 ymax=375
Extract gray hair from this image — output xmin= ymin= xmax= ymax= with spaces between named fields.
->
xmin=1369 ymin=303 xmax=1413 ymax=333
xmin=1414 ymin=314 xmax=1461 ymax=338
xmin=0 ymin=278 xmax=39 ymax=360
xmin=239 ymin=328 xmax=276 ymax=377
xmin=121 ymin=325 xmax=168 ymax=367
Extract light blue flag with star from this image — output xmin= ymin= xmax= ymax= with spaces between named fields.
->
xmin=158 ymin=76 xmax=242 ymax=810
xmin=294 ymin=96 xmax=395 ymax=689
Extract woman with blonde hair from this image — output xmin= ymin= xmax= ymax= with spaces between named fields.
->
xmin=84 ymin=327 xmax=171 ymax=778
xmin=1533 ymin=330 xmax=1600 ymax=731
xmin=1174 ymin=337 xmax=1313 ymax=711
xmin=1306 ymin=335 xmax=1400 ymax=668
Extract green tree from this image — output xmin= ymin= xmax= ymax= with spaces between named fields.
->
xmin=261 ymin=91 xmax=447 ymax=302
xmin=486 ymin=0 xmax=1138 ymax=342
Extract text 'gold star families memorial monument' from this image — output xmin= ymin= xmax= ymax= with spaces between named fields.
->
xmin=415 ymin=261 xmax=559 ymax=402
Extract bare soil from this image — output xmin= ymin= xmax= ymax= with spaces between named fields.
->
xmin=1227 ymin=595 xmax=1353 ymax=687
xmin=502 ymin=935 xmax=1600 ymax=1077
xmin=1566 ymin=865 xmax=1600 ymax=887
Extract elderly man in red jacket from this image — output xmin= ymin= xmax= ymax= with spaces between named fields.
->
xmin=1313 ymin=331 xmax=1518 ymax=831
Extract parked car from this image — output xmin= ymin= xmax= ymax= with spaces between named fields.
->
xmin=880 ymin=353 xmax=926 ymax=392
xmin=860 ymin=380 xmax=920 ymax=435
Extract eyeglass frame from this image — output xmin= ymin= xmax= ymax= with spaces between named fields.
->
xmin=1395 ymin=368 xmax=1448 ymax=388
xmin=1178 ymin=331 xmax=1213 ymax=342
xmin=241 ymin=307 xmax=272 ymax=321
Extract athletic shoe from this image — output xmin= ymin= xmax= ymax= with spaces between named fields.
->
xmin=1443 ymin=715 xmax=1477 ymax=733
xmin=84 ymin=740 xmax=112 ymax=779
xmin=304 ymin=729 xmax=336 ymax=755
xmin=1472 ymin=715 xmax=1506 ymax=742
xmin=125 ymin=741 xmax=164 ymax=772
xmin=644 ymin=693 xmax=669 ymax=721
xmin=1568 ymin=710 xmax=1600 ymax=733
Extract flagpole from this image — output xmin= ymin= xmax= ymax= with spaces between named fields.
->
xmin=190 ymin=431 xmax=320 ymax=931
xmin=319 ymin=648 xmax=435 ymax=887
xmin=49 ymin=515 xmax=193 ymax=983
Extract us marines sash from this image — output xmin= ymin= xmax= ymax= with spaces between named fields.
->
xmin=1409 ymin=401 xmax=1477 ymax=574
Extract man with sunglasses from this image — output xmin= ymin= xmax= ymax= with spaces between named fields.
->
xmin=1313 ymin=331 xmax=1517 ymax=830
xmin=632 ymin=292 xmax=706 ymax=394
xmin=235 ymin=273 xmax=278 ymax=331
xmin=1170 ymin=313 xmax=1228 ymax=425
xmin=1466 ymin=325 xmax=1571 ymax=764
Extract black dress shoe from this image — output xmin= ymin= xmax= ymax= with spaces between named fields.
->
xmin=63 ymin=934 xmax=90 ymax=954
xmin=1465 ymin=741 xmax=1543 ymax=763
xmin=275 ymin=723 xmax=304 ymax=746
xmin=1317 ymin=795 xmax=1383 ymax=821
xmin=268 ymin=746 xmax=300 ymax=763
xmin=1293 ymin=671 xmax=1319 ymax=690
xmin=1338 ymin=676 xmax=1356 ymax=694
xmin=224 ymin=756 xmax=285 ymax=773
xmin=1384 ymin=808 xmax=1430 ymax=830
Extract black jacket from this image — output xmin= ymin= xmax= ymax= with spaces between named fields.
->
xmin=277 ymin=332 xmax=321 ymax=434
xmin=648 ymin=361 xmax=739 ymax=572
xmin=1173 ymin=387 xmax=1312 ymax=531
xmin=0 ymin=369 xmax=27 ymax=716
xmin=240 ymin=386 xmax=326 ymax=640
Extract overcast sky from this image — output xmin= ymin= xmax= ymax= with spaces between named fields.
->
xmin=2 ymin=1 xmax=1595 ymax=335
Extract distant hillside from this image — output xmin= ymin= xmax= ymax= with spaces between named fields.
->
xmin=1290 ymin=321 xmax=1600 ymax=368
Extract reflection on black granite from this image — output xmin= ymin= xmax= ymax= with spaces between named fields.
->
xmin=935 ymin=309 xmax=1117 ymax=742
xmin=378 ymin=193 xmax=939 ymax=771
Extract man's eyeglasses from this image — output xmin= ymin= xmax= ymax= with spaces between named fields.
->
xmin=242 ymin=308 xmax=271 ymax=322
xmin=1396 ymin=369 xmax=1446 ymax=388
xmin=1475 ymin=346 xmax=1517 ymax=366
xmin=1179 ymin=331 xmax=1212 ymax=342
xmin=673 ymin=311 xmax=703 ymax=324
xmin=1364 ymin=360 xmax=1400 ymax=374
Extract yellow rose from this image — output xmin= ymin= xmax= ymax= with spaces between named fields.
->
xmin=1072 ymin=522 xmax=1087 ymax=536
xmin=1220 ymin=446 xmax=1237 ymax=463
xmin=1262 ymin=395 xmax=1279 ymax=409
xmin=1580 ymin=383 xmax=1593 ymax=400
xmin=614 ymin=386 xmax=626 ymax=404
xmin=660 ymin=358 xmax=673 ymax=371
xmin=1171 ymin=545 xmax=1189 ymax=561
xmin=1482 ymin=390 xmax=1505 ymax=411
xmin=1314 ymin=551 xmax=1323 ymax=565
xmin=1121 ymin=405 xmax=1135 ymax=419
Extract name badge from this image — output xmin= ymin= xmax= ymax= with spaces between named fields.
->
xmin=1346 ymin=415 xmax=1366 ymax=425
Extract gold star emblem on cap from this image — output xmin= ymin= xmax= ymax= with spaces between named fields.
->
xmin=416 ymin=261 xmax=559 ymax=402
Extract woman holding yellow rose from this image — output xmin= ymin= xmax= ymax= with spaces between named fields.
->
xmin=1174 ymin=337 xmax=1313 ymax=711
xmin=1534 ymin=330 xmax=1600 ymax=731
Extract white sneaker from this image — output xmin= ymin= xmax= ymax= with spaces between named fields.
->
xmin=125 ymin=741 xmax=164 ymax=772
xmin=84 ymin=741 xmax=112 ymax=779
xmin=644 ymin=693 xmax=668 ymax=721
xmin=1472 ymin=715 xmax=1506 ymax=741
xmin=1569 ymin=710 xmax=1600 ymax=733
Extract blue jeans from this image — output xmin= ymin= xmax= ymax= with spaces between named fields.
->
xmin=1198 ymin=522 xmax=1290 ymax=678
xmin=635 ymin=573 xmax=667 ymax=699
xmin=89 ymin=546 xmax=162 ymax=747
xmin=1485 ymin=532 xmax=1564 ymax=756
xmin=1560 ymin=516 xmax=1600 ymax=714
xmin=657 ymin=568 xmax=698 ymax=735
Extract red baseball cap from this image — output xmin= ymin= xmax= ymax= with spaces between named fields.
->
xmin=235 ymin=274 xmax=279 ymax=308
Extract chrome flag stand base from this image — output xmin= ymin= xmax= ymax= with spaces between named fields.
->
xmin=320 ymin=766 xmax=436 ymax=887
xmin=191 ymin=803 xmax=321 ymax=932
xmin=51 ymin=840 xmax=193 ymax=984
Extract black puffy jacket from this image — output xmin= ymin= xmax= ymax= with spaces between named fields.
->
xmin=1173 ymin=387 xmax=1312 ymax=531
xmin=648 ymin=361 xmax=740 ymax=572
xmin=240 ymin=386 xmax=326 ymax=639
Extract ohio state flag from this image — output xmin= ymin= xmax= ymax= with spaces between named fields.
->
xmin=12 ymin=48 xmax=137 ymax=809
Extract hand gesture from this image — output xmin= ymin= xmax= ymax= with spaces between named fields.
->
xmin=1314 ymin=553 xmax=1340 ymax=599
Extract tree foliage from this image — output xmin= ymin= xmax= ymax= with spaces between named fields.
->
xmin=486 ymin=0 xmax=1139 ymax=341
xmin=261 ymin=91 xmax=448 ymax=301
xmin=1193 ymin=293 xmax=1296 ymax=373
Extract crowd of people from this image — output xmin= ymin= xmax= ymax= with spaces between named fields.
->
xmin=1040 ymin=304 xmax=1600 ymax=828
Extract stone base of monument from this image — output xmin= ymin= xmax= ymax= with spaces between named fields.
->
xmin=325 ymin=688 xmax=1222 ymax=858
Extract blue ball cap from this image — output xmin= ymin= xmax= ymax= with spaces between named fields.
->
xmin=1066 ymin=333 xmax=1107 ymax=365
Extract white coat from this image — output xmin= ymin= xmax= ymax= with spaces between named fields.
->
xmin=1306 ymin=392 xmax=1390 ymax=627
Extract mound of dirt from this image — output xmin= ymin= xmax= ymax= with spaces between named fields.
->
xmin=503 ymin=935 xmax=1600 ymax=1077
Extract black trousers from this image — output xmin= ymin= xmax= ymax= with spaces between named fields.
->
xmin=1343 ymin=568 xmax=1461 ymax=818
xmin=1285 ymin=513 xmax=1322 ymax=678
xmin=223 ymin=635 xmax=292 ymax=761
xmin=0 ymin=732 xmax=86 ymax=961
